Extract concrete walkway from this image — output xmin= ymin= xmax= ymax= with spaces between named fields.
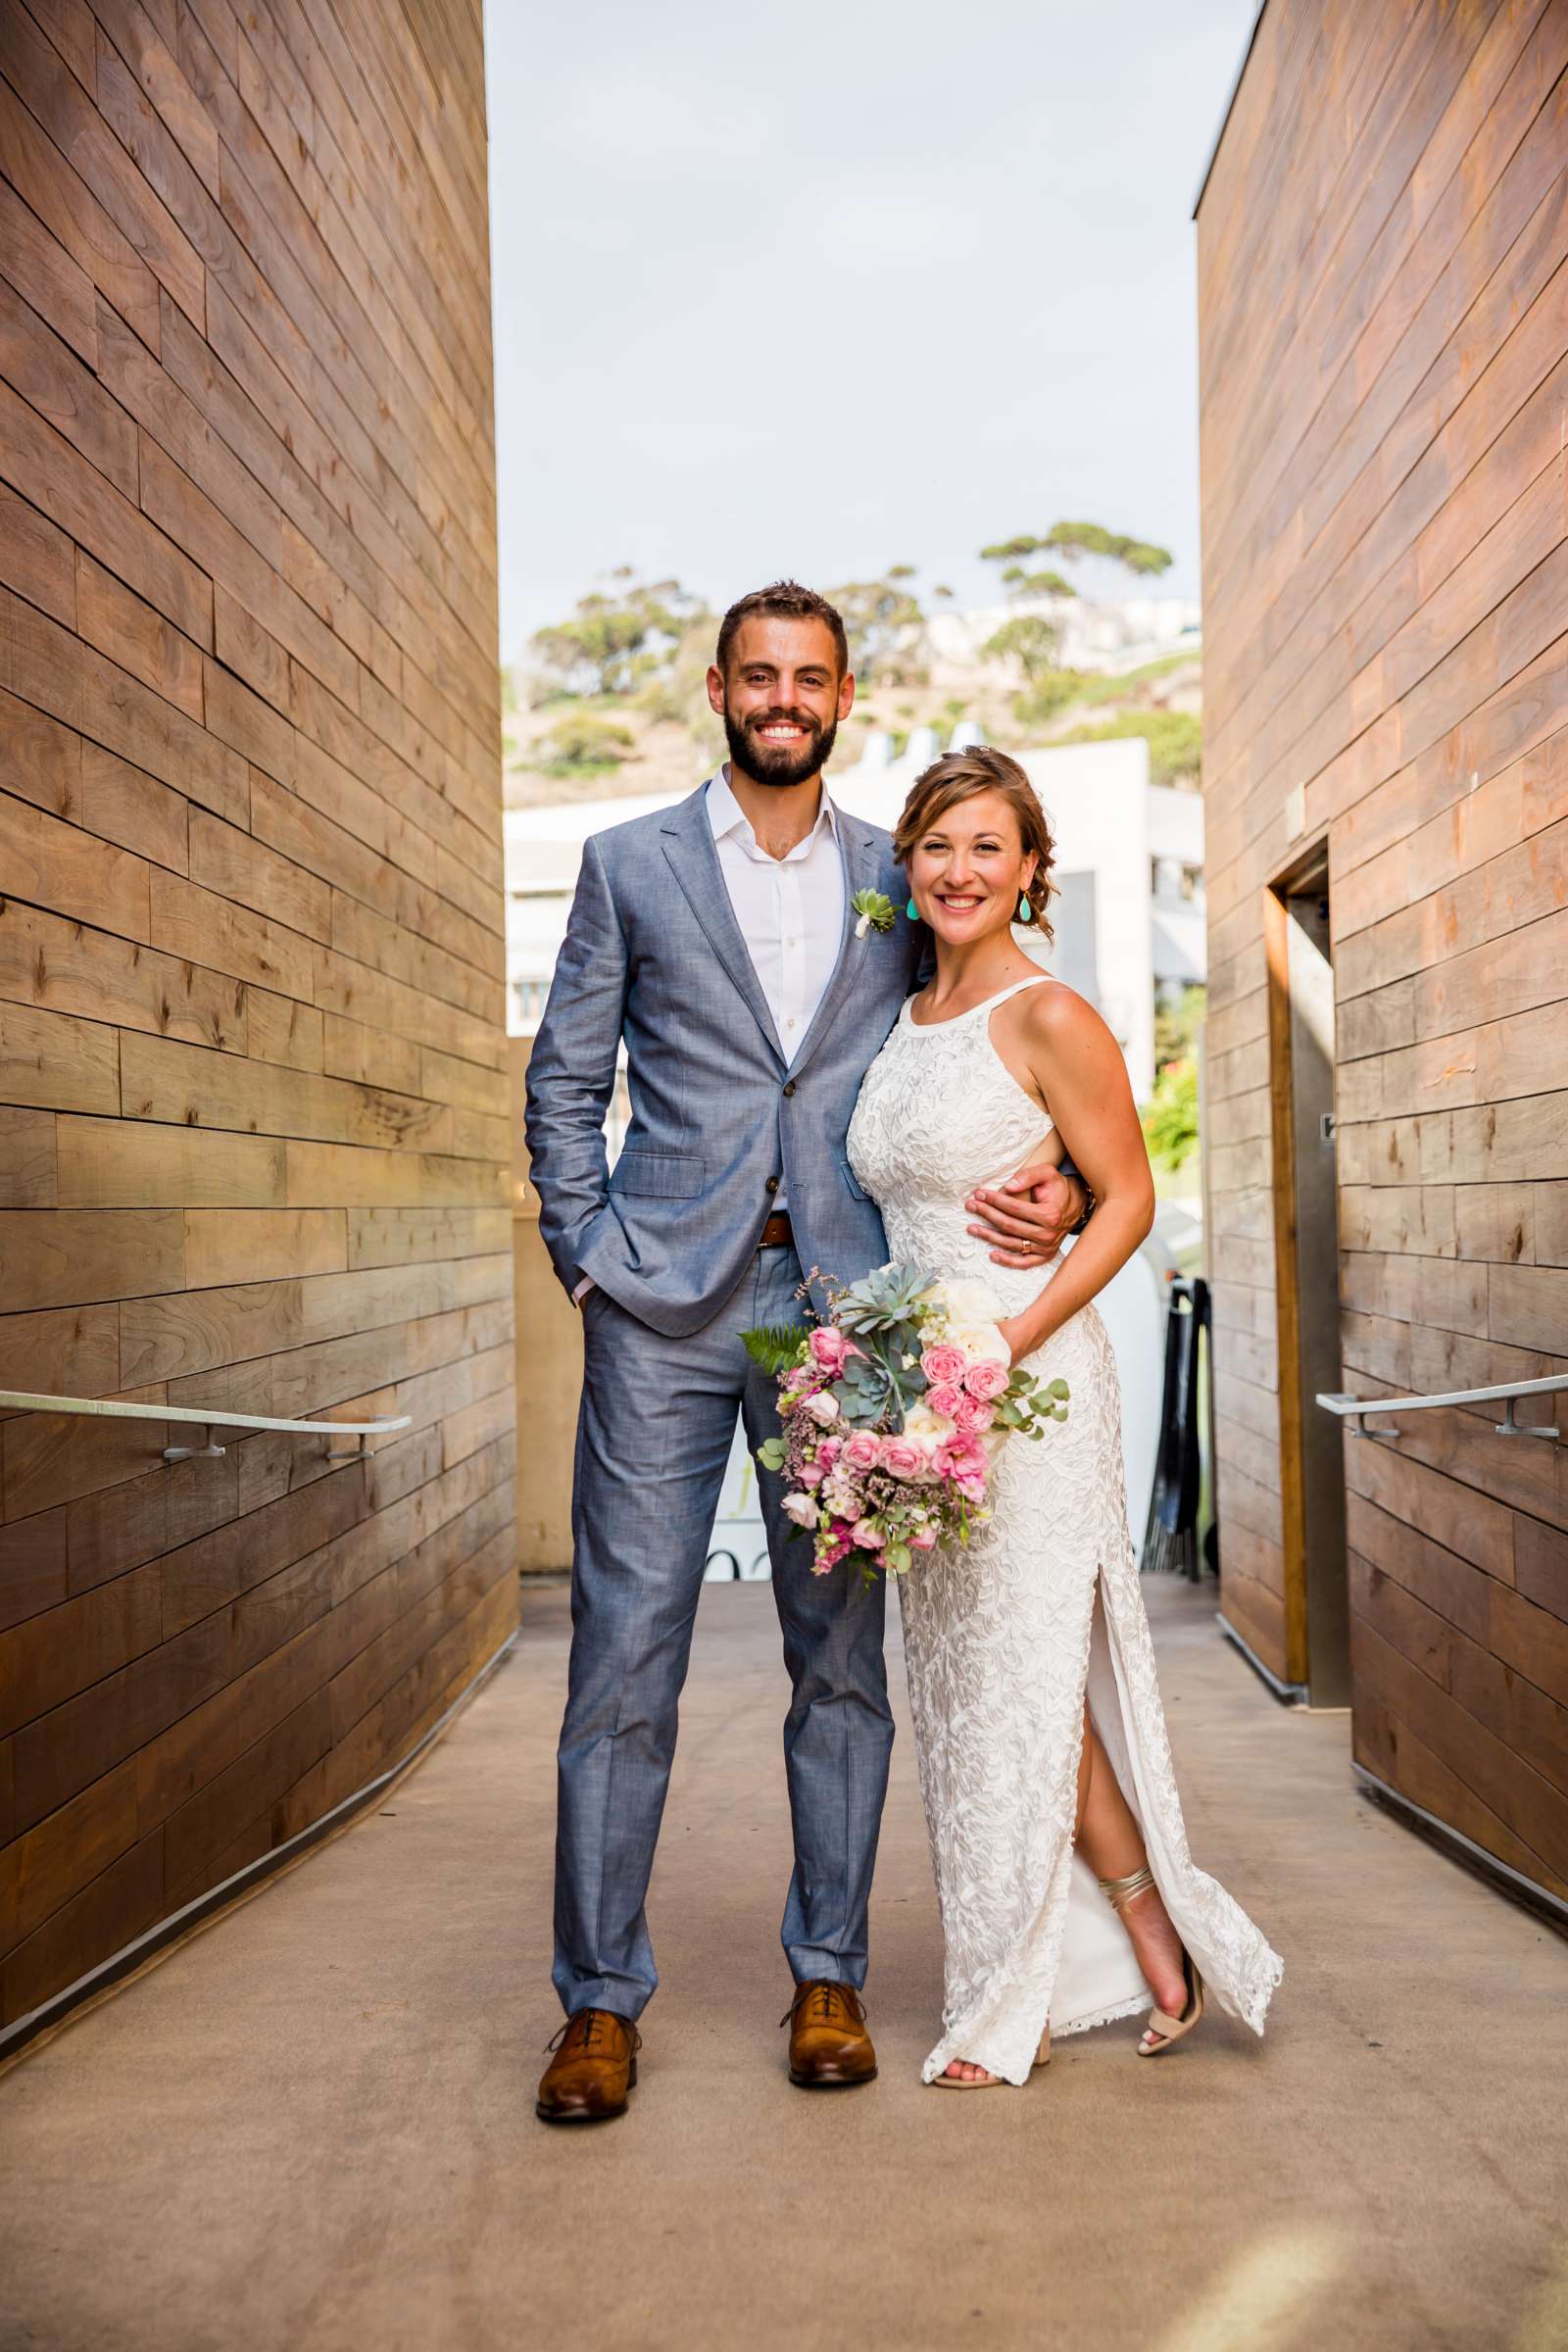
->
xmin=2 ymin=1576 xmax=1565 ymax=2352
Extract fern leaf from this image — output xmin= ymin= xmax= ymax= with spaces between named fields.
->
xmin=741 ymin=1324 xmax=807 ymax=1376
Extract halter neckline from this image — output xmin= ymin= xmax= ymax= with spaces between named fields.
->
xmin=903 ymin=972 xmax=1051 ymax=1033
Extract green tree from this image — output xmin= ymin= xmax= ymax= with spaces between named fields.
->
xmin=1039 ymin=520 xmax=1173 ymax=577
xmin=529 ymin=572 xmax=704 ymax=701
xmin=1155 ymin=984 xmax=1207 ymax=1072
xmin=981 ymin=614 xmax=1067 ymax=683
xmin=828 ymin=572 xmax=927 ymax=684
xmin=1141 ymin=1056 xmax=1200 ymax=1173
xmin=981 ymin=519 xmax=1173 ymax=606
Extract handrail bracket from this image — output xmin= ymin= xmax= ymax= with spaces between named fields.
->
xmin=1496 ymin=1396 xmax=1560 ymax=1443
xmin=1347 ymin=1408 xmax=1401 ymax=1440
xmin=163 ymin=1428 xmax=227 ymax=1463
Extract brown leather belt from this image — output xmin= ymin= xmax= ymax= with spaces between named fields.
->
xmin=759 ymin=1210 xmax=794 ymax=1250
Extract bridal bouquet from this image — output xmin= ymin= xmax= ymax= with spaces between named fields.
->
xmin=743 ymin=1263 xmax=1069 ymax=1582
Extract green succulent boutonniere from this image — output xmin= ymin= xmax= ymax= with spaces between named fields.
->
xmin=851 ymin=888 xmax=897 ymax=940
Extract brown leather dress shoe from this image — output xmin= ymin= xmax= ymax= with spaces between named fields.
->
xmin=536 ymin=2007 xmax=641 ymax=2124
xmin=781 ymin=1980 xmax=878 ymax=2088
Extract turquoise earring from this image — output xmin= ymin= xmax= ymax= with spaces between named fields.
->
xmin=1017 ymin=892 xmax=1032 ymax=922
xmin=906 ymin=896 xmax=919 ymax=920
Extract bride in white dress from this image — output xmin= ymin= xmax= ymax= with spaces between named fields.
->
xmin=847 ymin=747 xmax=1282 ymax=2087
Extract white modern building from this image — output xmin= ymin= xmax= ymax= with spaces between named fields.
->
xmin=506 ymin=733 xmax=1203 ymax=1106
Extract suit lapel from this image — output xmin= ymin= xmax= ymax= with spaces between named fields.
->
xmin=660 ymin=788 xmax=786 ymax=1063
xmin=787 ymin=814 xmax=882 ymax=1078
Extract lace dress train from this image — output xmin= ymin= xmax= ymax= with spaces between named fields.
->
xmin=847 ymin=976 xmax=1282 ymax=2084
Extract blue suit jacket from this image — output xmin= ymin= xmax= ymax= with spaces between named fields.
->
xmin=524 ymin=782 xmax=923 ymax=1338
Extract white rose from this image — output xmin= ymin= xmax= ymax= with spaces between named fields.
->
xmin=782 ymin=1493 xmax=819 ymax=1528
xmin=949 ymin=1323 xmax=1008 ymax=1365
xmin=801 ymin=1390 xmax=840 ymax=1425
xmin=937 ymin=1277 xmax=1005 ymax=1325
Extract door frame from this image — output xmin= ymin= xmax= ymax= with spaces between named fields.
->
xmin=1264 ymin=840 xmax=1348 ymax=1703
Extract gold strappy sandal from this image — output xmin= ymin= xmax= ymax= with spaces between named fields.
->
xmin=1098 ymin=1863 xmax=1204 ymax=2057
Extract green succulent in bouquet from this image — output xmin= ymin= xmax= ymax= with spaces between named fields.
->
xmin=834 ymin=1262 xmax=932 ymax=1340
xmin=826 ymin=1262 xmax=933 ymax=1428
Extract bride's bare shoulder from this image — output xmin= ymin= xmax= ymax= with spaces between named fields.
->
xmin=1015 ymin=979 xmax=1122 ymax=1066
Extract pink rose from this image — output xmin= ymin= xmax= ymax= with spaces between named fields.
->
xmin=801 ymin=1391 xmax=840 ymax=1426
xmin=798 ymin=1458 xmax=826 ymax=1488
xmin=921 ymin=1343 xmax=967 ymax=1387
xmin=842 ymin=1430 xmax=881 ymax=1473
xmin=935 ymin=1433 xmax=989 ymax=1484
xmin=851 ymin=1517 xmax=885 ymax=1549
xmin=816 ymin=1437 xmax=841 ymax=1470
xmin=963 ymin=1357 xmax=1010 ymax=1401
xmin=808 ymin=1325 xmax=848 ymax=1374
xmin=908 ymin=1525 xmax=938 ymax=1549
xmin=954 ymin=1394 xmax=997 ymax=1437
xmin=880 ymin=1436 xmax=924 ymax=1480
xmin=926 ymin=1383 xmax=963 ymax=1422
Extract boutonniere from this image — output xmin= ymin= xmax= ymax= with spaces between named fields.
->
xmin=851 ymin=888 xmax=896 ymax=939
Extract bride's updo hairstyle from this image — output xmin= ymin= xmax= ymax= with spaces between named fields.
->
xmin=894 ymin=746 xmax=1057 ymax=945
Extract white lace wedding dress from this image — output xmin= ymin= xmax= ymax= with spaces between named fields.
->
xmin=847 ymin=974 xmax=1283 ymax=2084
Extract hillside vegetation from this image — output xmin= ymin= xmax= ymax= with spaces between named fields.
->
xmin=503 ymin=528 xmax=1201 ymax=809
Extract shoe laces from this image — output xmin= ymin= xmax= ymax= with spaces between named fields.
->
xmin=545 ymin=2006 xmax=641 ymax=2057
xmin=780 ymin=1980 xmax=866 ymax=2030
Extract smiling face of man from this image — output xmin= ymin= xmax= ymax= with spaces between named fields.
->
xmin=709 ymin=613 xmax=856 ymax=792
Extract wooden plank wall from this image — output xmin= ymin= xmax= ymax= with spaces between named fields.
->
xmin=1198 ymin=0 xmax=1568 ymax=1896
xmin=0 ymin=0 xmax=515 ymax=2028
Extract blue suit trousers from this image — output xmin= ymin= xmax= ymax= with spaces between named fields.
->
xmin=553 ymin=1247 xmax=894 ymax=2020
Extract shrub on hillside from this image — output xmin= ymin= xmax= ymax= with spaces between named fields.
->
xmin=1055 ymin=709 xmax=1201 ymax=787
xmin=537 ymin=711 xmax=635 ymax=777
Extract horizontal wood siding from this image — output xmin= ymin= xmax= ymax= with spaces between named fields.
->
xmin=0 ymin=0 xmax=514 ymax=2024
xmin=1198 ymin=0 xmax=1568 ymax=1891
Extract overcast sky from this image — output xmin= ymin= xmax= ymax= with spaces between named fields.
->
xmin=485 ymin=0 xmax=1259 ymax=662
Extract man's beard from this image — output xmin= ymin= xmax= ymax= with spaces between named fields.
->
xmin=723 ymin=705 xmax=838 ymax=791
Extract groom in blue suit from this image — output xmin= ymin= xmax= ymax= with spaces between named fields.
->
xmin=525 ymin=582 xmax=1084 ymax=2120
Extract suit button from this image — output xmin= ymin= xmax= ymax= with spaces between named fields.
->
xmin=764 ymin=1175 xmax=779 ymax=1195
xmin=782 ymin=1081 xmax=797 ymax=1098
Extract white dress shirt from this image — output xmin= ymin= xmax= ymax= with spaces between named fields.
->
xmin=705 ymin=765 xmax=845 ymax=1057
xmin=573 ymin=767 xmax=847 ymax=1298
xmin=706 ymin=764 xmax=845 ymax=1212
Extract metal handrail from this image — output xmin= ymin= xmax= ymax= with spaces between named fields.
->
xmin=1317 ymin=1375 xmax=1565 ymax=1443
xmin=0 ymin=1389 xmax=412 ymax=1464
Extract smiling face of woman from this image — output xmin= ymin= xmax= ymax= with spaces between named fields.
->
xmin=907 ymin=788 xmax=1038 ymax=949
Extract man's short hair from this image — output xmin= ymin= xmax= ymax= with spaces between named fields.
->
xmin=715 ymin=581 xmax=849 ymax=678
